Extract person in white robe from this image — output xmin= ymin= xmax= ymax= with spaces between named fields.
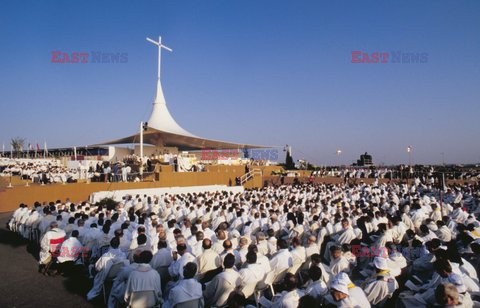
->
xmin=437 ymin=221 xmax=453 ymax=243
xmin=39 ymin=221 xmax=66 ymax=271
xmin=305 ymin=265 xmax=328 ymax=300
xmin=329 ymin=246 xmax=351 ymax=276
xmin=362 ymin=257 xmax=399 ymax=306
xmin=237 ymin=251 xmax=264 ymax=297
xmin=87 ymin=237 xmax=128 ymax=300
xmin=196 ymin=239 xmax=221 ymax=280
xmin=168 ymin=243 xmax=196 ymax=280
xmin=124 ymin=250 xmax=162 ymax=306
xmin=56 ymin=229 xmax=84 ymax=265
xmin=271 ymin=273 xmax=304 ymax=308
xmin=398 ymin=259 xmax=471 ymax=308
xmin=289 ymin=236 xmax=306 ymax=274
xmin=435 ymin=282 xmax=474 ymax=308
xmin=324 ymin=219 xmax=357 ymax=263
xmin=269 ymin=239 xmax=293 ymax=279
xmin=150 ymin=240 xmax=173 ymax=273
xmin=323 ymin=272 xmax=367 ymax=308
xmin=163 ymin=262 xmax=203 ymax=308
xmin=204 ymin=254 xmax=239 ymax=307
xmin=108 ymin=255 xmax=140 ymax=308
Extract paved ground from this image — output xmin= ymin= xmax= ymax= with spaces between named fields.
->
xmin=0 ymin=212 xmax=98 ymax=308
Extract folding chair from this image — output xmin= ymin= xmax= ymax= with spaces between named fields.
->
xmin=102 ymin=262 xmax=125 ymax=303
xmin=129 ymin=290 xmax=159 ymax=308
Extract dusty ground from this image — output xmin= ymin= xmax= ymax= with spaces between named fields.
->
xmin=0 ymin=212 xmax=97 ymax=308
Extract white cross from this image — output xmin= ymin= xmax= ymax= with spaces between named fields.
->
xmin=146 ymin=36 xmax=173 ymax=79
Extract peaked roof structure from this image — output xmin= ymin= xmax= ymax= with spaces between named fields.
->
xmin=98 ymin=36 xmax=268 ymax=150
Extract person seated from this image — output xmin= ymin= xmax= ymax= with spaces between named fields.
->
xmin=270 ymin=273 xmax=304 ymax=308
xmin=124 ymin=250 xmax=162 ymax=306
xmin=435 ymin=282 xmax=473 ymax=308
xmin=204 ymin=253 xmax=240 ymax=307
xmin=38 ymin=221 xmax=66 ymax=275
xmin=362 ymin=257 xmax=399 ymax=306
xmin=329 ymin=245 xmax=350 ymax=276
xmin=163 ymin=262 xmax=203 ymax=308
xmin=324 ymin=272 xmax=370 ymax=308
xmin=237 ymin=251 xmax=264 ymax=298
xmin=168 ymin=243 xmax=196 ymax=280
xmin=56 ymin=229 xmax=84 ymax=275
xmin=196 ymin=238 xmax=222 ymax=280
xmin=304 ymin=265 xmax=328 ymax=301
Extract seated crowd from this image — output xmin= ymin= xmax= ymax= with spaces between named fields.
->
xmin=7 ymin=179 xmax=480 ymax=307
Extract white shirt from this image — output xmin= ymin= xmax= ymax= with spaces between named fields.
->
xmin=124 ymin=264 xmax=162 ymax=304
xmin=270 ymin=248 xmax=293 ymax=276
xmin=163 ymin=278 xmax=203 ymax=308
xmin=57 ymin=236 xmax=83 ymax=263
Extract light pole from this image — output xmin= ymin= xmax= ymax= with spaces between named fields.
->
xmin=140 ymin=121 xmax=144 ymax=179
xmin=336 ymin=149 xmax=342 ymax=169
xmin=407 ymin=145 xmax=413 ymax=166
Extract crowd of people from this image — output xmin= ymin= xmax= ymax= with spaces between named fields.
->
xmin=0 ymin=158 xmax=81 ymax=184
xmin=6 ymin=176 xmax=480 ymax=307
xmin=312 ymin=166 xmax=480 ymax=181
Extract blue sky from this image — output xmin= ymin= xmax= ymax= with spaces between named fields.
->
xmin=0 ymin=0 xmax=479 ymax=165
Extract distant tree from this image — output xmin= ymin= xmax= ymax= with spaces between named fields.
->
xmin=10 ymin=137 xmax=25 ymax=158
xmin=285 ymin=149 xmax=295 ymax=170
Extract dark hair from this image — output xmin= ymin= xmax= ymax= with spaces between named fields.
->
xmin=308 ymin=265 xmax=322 ymax=281
xmin=246 ymin=251 xmax=257 ymax=264
xmin=110 ymin=237 xmax=120 ymax=248
xmin=157 ymin=240 xmax=167 ymax=249
xmin=138 ymin=250 xmax=153 ymax=264
xmin=224 ymin=253 xmax=235 ymax=268
xmin=183 ymin=262 xmax=197 ymax=279
xmin=284 ymin=273 xmax=297 ymax=291
xmin=277 ymin=239 xmax=289 ymax=250
xmin=137 ymin=234 xmax=147 ymax=245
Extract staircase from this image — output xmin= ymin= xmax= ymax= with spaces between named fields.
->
xmin=240 ymin=169 xmax=263 ymax=188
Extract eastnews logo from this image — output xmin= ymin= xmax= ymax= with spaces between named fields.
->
xmin=201 ymin=149 xmax=279 ymax=161
xmin=51 ymin=51 xmax=128 ymax=63
xmin=51 ymin=246 xmax=89 ymax=258
xmin=351 ymin=51 xmax=428 ymax=63
xmin=352 ymin=245 xmax=426 ymax=258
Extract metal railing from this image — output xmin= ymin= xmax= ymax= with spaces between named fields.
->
xmin=240 ymin=169 xmax=262 ymax=185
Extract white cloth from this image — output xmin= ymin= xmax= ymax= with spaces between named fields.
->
xmin=124 ymin=264 xmax=162 ymax=304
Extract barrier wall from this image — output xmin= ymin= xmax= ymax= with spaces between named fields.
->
xmin=0 ymin=169 xmax=250 ymax=213
xmin=90 ymin=185 xmax=244 ymax=203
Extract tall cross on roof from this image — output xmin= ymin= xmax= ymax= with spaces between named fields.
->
xmin=146 ymin=36 xmax=172 ymax=80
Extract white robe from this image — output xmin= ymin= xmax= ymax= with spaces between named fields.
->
xmin=124 ymin=264 xmax=162 ymax=305
xmin=272 ymin=289 xmax=304 ymax=308
xmin=57 ymin=236 xmax=83 ymax=263
xmin=163 ymin=278 xmax=203 ymax=308
xmin=270 ymin=249 xmax=293 ymax=277
xmin=363 ymin=274 xmax=398 ymax=305
xmin=204 ymin=268 xmax=239 ymax=307
xmin=39 ymin=228 xmax=66 ymax=264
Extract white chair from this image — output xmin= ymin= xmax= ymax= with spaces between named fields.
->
xmin=254 ymin=270 xmax=276 ymax=307
xmin=174 ymin=298 xmax=203 ymax=308
xmin=240 ymin=281 xmax=257 ymax=298
xmin=129 ymin=290 xmax=159 ymax=308
xmin=102 ymin=262 xmax=125 ymax=303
